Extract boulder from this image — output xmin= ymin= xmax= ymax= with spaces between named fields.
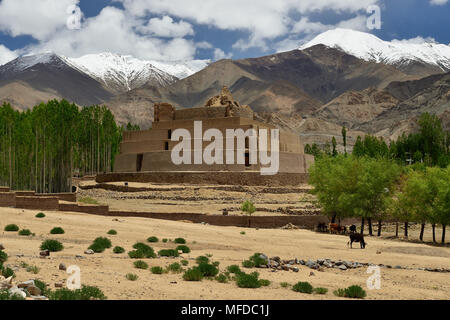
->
xmin=84 ymin=249 xmax=94 ymax=255
xmin=9 ymin=287 xmax=26 ymax=299
xmin=59 ymin=263 xmax=67 ymax=271
xmin=27 ymin=285 xmax=41 ymax=296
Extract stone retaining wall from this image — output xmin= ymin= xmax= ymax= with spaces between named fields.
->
xmin=15 ymin=196 xmax=60 ymax=210
xmin=35 ymin=193 xmax=77 ymax=202
xmin=0 ymin=187 xmax=10 ymax=192
xmin=59 ymin=202 xmax=109 ymax=215
xmin=0 ymin=192 xmax=16 ymax=207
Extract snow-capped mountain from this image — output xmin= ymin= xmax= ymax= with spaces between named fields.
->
xmin=300 ymin=28 xmax=450 ymax=74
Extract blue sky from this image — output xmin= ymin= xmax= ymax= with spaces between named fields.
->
xmin=0 ymin=0 xmax=449 ymax=64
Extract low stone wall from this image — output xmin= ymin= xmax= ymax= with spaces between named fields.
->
xmin=15 ymin=196 xmax=59 ymax=210
xmin=0 ymin=192 xmax=16 ymax=207
xmin=36 ymin=193 xmax=77 ymax=203
xmin=59 ymin=202 xmax=109 ymax=215
xmin=0 ymin=187 xmax=10 ymax=192
xmin=97 ymin=171 xmax=309 ymax=187
xmin=15 ymin=191 xmax=36 ymax=196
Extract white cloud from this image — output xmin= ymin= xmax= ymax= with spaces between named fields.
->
xmin=0 ymin=0 xmax=79 ymax=40
xmin=213 ymin=48 xmax=233 ymax=61
xmin=429 ymin=0 xmax=448 ymax=5
xmin=138 ymin=16 xmax=194 ymax=38
xmin=0 ymin=44 xmax=17 ymax=65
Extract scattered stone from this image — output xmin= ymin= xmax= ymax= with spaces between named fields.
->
xmin=338 ymin=265 xmax=348 ymax=271
xmin=40 ymin=250 xmax=50 ymax=257
xmin=18 ymin=280 xmax=35 ymax=289
xmin=376 ymin=250 xmax=382 ymax=254
xmin=27 ymin=285 xmax=41 ymax=296
xmin=59 ymin=263 xmax=67 ymax=271
xmin=55 ymin=283 xmax=63 ymax=288
xmin=0 ymin=244 xmax=4 ymax=250
xmin=309 ymin=272 xmax=315 ymax=277
xmin=292 ymin=267 xmax=299 ymax=273
xmin=271 ymin=256 xmax=281 ymax=263
xmin=318 ymin=267 xmax=325 ymax=272
xmin=75 ymin=255 xmax=85 ymax=259
xmin=394 ymin=265 xmax=402 ymax=269
xmin=84 ymin=249 xmax=94 ymax=255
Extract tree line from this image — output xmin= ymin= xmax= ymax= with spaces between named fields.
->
xmin=0 ymin=100 xmax=125 ymax=193
xmin=307 ymin=113 xmax=450 ymax=243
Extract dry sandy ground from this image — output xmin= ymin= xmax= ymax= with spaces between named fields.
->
xmin=1 ymin=207 xmax=449 ymax=300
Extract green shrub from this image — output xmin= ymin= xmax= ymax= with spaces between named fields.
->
xmin=227 ymin=265 xmax=242 ymax=274
xmin=35 ymin=213 xmax=46 ymax=218
xmin=176 ymin=245 xmax=191 ymax=254
xmin=196 ymin=256 xmax=209 ymax=264
xmin=167 ymin=263 xmax=183 ymax=273
xmin=0 ymin=289 xmax=25 ymax=300
xmin=40 ymin=240 xmax=63 ymax=252
xmin=258 ymin=279 xmax=271 ymax=287
xmin=48 ymin=286 xmax=106 ymax=300
xmin=34 ymin=280 xmax=49 ymax=296
xmin=241 ymin=200 xmax=256 ymax=215
xmin=280 ymin=282 xmax=290 ymax=288
xmin=151 ymin=266 xmax=164 ymax=274
xmin=147 ymin=236 xmax=159 ymax=243
xmin=88 ymin=242 xmax=107 ymax=253
xmin=126 ymin=273 xmax=138 ymax=281
xmin=333 ymin=288 xmax=346 ymax=297
xmin=18 ymin=229 xmax=32 ymax=236
xmin=183 ymin=268 xmax=203 ymax=281
xmin=174 ymin=238 xmax=186 ymax=244
xmin=197 ymin=262 xmax=219 ymax=277
xmin=240 ymin=231 xmax=246 ymax=235
xmin=314 ymin=287 xmax=328 ymax=295
xmin=113 ymin=246 xmax=125 ymax=254
xmin=0 ymin=251 xmax=8 ymax=263
xmin=4 ymin=224 xmax=19 ymax=232
xmin=130 ymin=243 xmax=156 ymax=258
xmin=1 ymin=266 xmax=15 ymax=278
xmin=162 ymin=238 xmax=168 ymax=243
xmin=26 ymin=265 xmax=40 ymax=274
xmin=134 ymin=260 xmax=149 ymax=270
xmin=216 ymin=273 xmax=228 ymax=283
xmin=242 ymin=260 xmax=255 ymax=268
xmin=292 ymin=282 xmax=313 ymax=294
xmin=235 ymin=272 xmax=261 ymax=288
xmin=158 ymin=249 xmax=179 ymax=257
xmin=50 ymin=227 xmax=65 ymax=235
xmin=181 ymin=260 xmax=189 ymax=266
xmin=107 ymin=230 xmax=117 ymax=235
xmin=249 ymin=253 xmax=267 ymax=267
xmin=344 ymin=285 xmax=366 ymax=299
xmin=93 ymin=237 xmax=112 ymax=249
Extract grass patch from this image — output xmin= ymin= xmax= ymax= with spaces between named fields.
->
xmin=293 ymin=282 xmax=313 ymax=294
xmin=35 ymin=212 xmax=46 ymax=218
xmin=162 ymin=239 xmax=168 ymax=243
xmin=107 ymin=230 xmax=117 ymax=235
xmin=1 ymin=266 xmax=15 ymax=278
xmin=176 ymin=245 xmax=191 ymax=254
xmin=181 ymin=260 xmax=189 ymax=266
xmin=235 ymin=272 xmax=262 ymax=288
xmin=158 ymin=249 xmax=179 ymax=257
xmin=133 ymin=260 xmax=149 ymax=270
xmin=197 ymin=262 xmax=219 ymax=277
xmin=147 ymin=236 xmax=159 ymax=243
xmin=215 ymin=273 xmax=228 ymax=283
xmin=151 ymin=266 xmax=165 ymax=274
xmin=40 ymin=239 xmax=63 ymax=252
xmin=129 ymin=243 xmax=156 ymax=259
xmin=183 ymin=268 xmax=204 ymax=281
xmin=18 ymin=229 xmax=32 ymax=236
xmin=0 ymin=251 xmax=7 ymax=263
xmin=50 ymin=227 xmax=65 ymax=235
xmin=174 ymin=238 xmax=186 ymax=244
xmin=26 ymin=265 xmax=40 ymax=274
xmin=48 ymin=286 xmax=106 ymax=300
xmin=113 ymin=246 xmax=125 ymax=254
xmin=227 ymin=265 xmax=242 ymax=274
xmin=126 ymin=273 xmax=138 ymax=281
xmin=242 ymin=260 xmax=255 ymax=268
xmin=313 ymin=287 xmax=328 ymax=295
xmin=78 ymin=197 xmax=100 ymax=205
xmin=240 ymin=231 xmax=246 ymax=235
xmin=259 ymin=279 xmax=271 ymax=287
xmin=167 ymin=263 xmax=183 ymax=273
xmin=88 ymin=237 xmax=112 ymax=253
xmin=280 ymin=282 xmax=290 ymax=288
xmin=4 ymin=224 xmax=19 ymax=232
xmin=334 ymin=285 xmax=366 ymax=299
xmin=195 ymin=256 xmax=209 ymax=265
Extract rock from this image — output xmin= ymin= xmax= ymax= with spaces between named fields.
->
xmin=9 ymin=287 xmax=26 ymax=299
xmin=271 ymin=256 xmax=281 ymax=263
xmin=317 ymin=259 xmax=325 ymax=265
xmin=31 ymin=296 xmax=49 ymax=301
xmin=55 ymin=283 xmax=63 ymax=288
xmin=40 ymin=250 xmax=50 ymax=257
xmin=75 ymin=255 xmax=85 ymax=259
xmin=299 ymin=260 xmax=306 ymax=265
xmin=292 ymin=267 xmax=299 ymax=273
xmin=309 ymin=272 xmax=315 ymax=277
xmin=338 ymin=265 xmax=348 ymax=271
xmin=323 ymin=262 xmax=333 ymax=268
xmin=334 ymin=261 xmax=343 ymax=266
xmin=84 ymin=249 xmax=94 ymax=255
xmin=394 ymin=265 xmax=402 ymax=269
xmin=259 ymin=254 xmax=269 ymax=264
xmin=18 ymin=280 xmax=35 ymax=289
xmin=376 ymin=250 xmax=382 ymax=254
xmin=27 ymin=285 xmax=41 ymax=296
xmin=59 ymin=263 xmax=67 ymax=271
xmin=0 ymin=244 xmax=4 ymax=250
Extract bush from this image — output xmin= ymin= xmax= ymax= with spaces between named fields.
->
xmin=293 ymin=282 xmax=313 ymax=294
xmin=176 ymin=245 xmax=191 ymax=254
xmin=134 ymin=260 xmax=149 ymax=270
xmin=242 ymin=260 xmax=255 ymax=268
xmin=1 ymin=266 xmax=15 ymax=278
xmin=249 ymin=253 xmax=267 ymax=267
xmin=93 ymin=237 xmax=112 ymax=249
xmin=227 ymin=265 xmax=242 ymax=274
xmin=0 ymin=289 xmax=25 ymax=300
xmin=34 ymin=280 xmax=49 ymax=296
xmin=107 ymin=230 xmax=117 ymax=235
xmin=258 ymin=279 xmax=271 ymax=287
xmin=197 ymin=262 xmax=219 ymax=277
xmin=216 ymin=273 xmax=228 ymax=283
xmin=181 ymin=260 xmax=189 ymax=266
xmin=18 ymin=229 xmax=32 ymax=236
xmin=158 ymin=249 xmax=179 ymax=257
xmin=50 ymin=227 xmax=65 ymax=235
xmin=147 ymin=236 xmax=159 ymax=243
xmin=314 ymin=287 xmax=328 ymax=295
xmin=26 ymin=265 xmax=40 ymax=274
xmin=241 ymin=200 xmax=256 ymax=215
xmin=183 ymin=268 xmax=203 ymax=281
xmin=333 ymin=288 xmax=346 ymax=297
xmin=48 ymin=285 xmax=106 ymax=300
xmin=174 ymin=238 xmax=186 ymax=244
xmin=196 ymin=256 xmax=209 ymax=265
xmin=0 ymin=251 xmax=7 ymax=263
xmin=280 ymin=282 xmax=290 ymax=288
xmin=162 ymin=239 xmax=168 ymax=243
xmin=240 ymin=231 xmax=246 ymax=235
xmin=126 ymin=273 xmax=138 ymax=281
xmin=88 ymin=242 xmax=106 ymax=253
xmin=4 ymin=224 xmax=19 ymax=232
xmin=151 ymin=266 xmax=164 ymax=274
xmin=40 ymin=240 xmax=63 ymax=252
xmin=35 ymin=212 xmax=46 ymax=218
xmin=235 ymin=272 xmax=261 ymax=288
xmin=344 ymin=285 xmax=366 ymax=299
xmin=167 ymin=263 xmax=182 ymax=273
xmin=130 ymin=243 xmax=156 ymax=258
xmin=113 ymin=246 xmax=125 ymax=254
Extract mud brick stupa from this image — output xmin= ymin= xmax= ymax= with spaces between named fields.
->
xmin=104 ymin=87 xmax=314 ymax=186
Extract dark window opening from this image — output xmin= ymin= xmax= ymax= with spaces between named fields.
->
xmin=136 ymin=154 xmax=143 ymax=172
xmin=168 ymin=129 xmax=172 ymax=139
xmin=165 ymin=142 xmax=169 ymax=151
xmin=245 ymin=152 xmax=250 ymax=167
xmin=245 ymin=137 xmax=249 ymax=149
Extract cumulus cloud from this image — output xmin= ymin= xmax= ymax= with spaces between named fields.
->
xmin=213 ymin=48 xmax=233 ymax=61
xmin=429 ymin=0 xmax=448 ymax=5
xmin=138 ymin=16 xmax=194 ymax=38
xmin=0 ymin=44 xmax=17 ymax=65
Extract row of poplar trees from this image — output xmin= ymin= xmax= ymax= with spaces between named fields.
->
xmin=0 ymin=100 xmax=122 ymax=193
